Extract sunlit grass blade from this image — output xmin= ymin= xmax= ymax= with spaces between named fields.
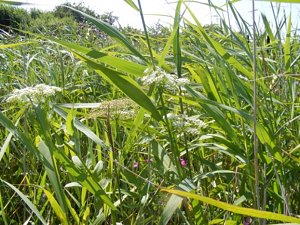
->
xmin=173 ymin=0 xmax=183 ymax=76
xmin=43 ymin=189 xmax=68 ymax=225
xmin=158 ymin=194 xmax=183 ymax=225
xmin=284 ymin=13 xmax=292 ymax=73
xmin=0 ymin=42 xmax=35 ymax=49
xmin=123 ymin=0 xmax=139 ymax=11
xmin=261 ymin=13 xmax=276 ymax=43
xmin=0 ymin=132 xmax=12 ymax=163
xmin=43 ymin=38 xmax=146 ymax=77
xmin=34 ymin=106 xmax=69 ymax=217
xmin=0 ymin=111 xmax=38 ymax=157
xmin=36 ymin=137 xmax=69 ymax=218
xmin=161 ymin=189 xmax=300 ymax=223
xmin=158 ymin=0 xmax=183 ymax=69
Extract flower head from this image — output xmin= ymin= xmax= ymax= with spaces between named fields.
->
xmin=180 ymin=158 xmax=187 ymax=167
xmin=133 ymin=162 xmax=139 ymax=169
xmin=141 ymin=67 xmax=190 ymax=93
xmin=6 ymin=84 xmax=61 ymax=104
xmin=166 ymin=113 xmax=207 ymax=136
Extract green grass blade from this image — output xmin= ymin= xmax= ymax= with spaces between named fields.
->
xmin=44 ymin=38 xmax=146 ymax=77
xmin=0 ymin=132 xmax=12 ymax=163
xmin=43 ymin=189 xmax=68 ymax=225
xmin=0 ymin=111 xmax=37 ymax=156
xmin=0 ymin=42 xmax=35 ymax=49
xmin=261 ymin=13 xmax=276 ymax=43
xmin=284 ymin=13 xmax=292 ymax=73
xmin=0 ymin=191 xmax=8 ymax=225
xmin=158 ymin=7 xmax=181 ymax=68
xmin=0 ymin=179 xmax=47 ymax=225
xmin=34 ymin=106 xmax=69 ymax=217
xmin=36 ymin=138 xmax=69 ymax=218
xmin=173 ymin=0 xmax=183 ymax=76
xmin=161 ymin=189 xmax=300 ymax=223
xmin=123 ymin=0 xmax=139 ymax=11
xmin=158 ymin=194 xmax=183 ymax=225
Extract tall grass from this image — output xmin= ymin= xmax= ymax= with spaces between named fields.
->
xmin=0 ymin=0 xmax=300 ymax=224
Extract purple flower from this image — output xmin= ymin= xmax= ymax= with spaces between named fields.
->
xmin=243 ymin=217 xmax=251 ymax=225
xmin=133 ymin=162 xmax=139 ymax=169
xmin=180 ymin=158 xmax=187 ymax=167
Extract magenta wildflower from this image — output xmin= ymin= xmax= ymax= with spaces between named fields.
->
xmin=180 ymin=158 xmax=187 ymax=167
xmin=133 ymin=162 xmax=139 ymax=169
xmin=243 ymin=217 xmax=251 ymax=225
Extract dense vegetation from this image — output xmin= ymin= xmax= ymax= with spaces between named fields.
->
xmin=0 ymin=1 xmax=299 ymax=224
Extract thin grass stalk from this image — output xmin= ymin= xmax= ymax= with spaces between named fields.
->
xmin=105 ymin=107 xmax=124 ymax=217
xmin=0 ymin=191 xmax=8 ymax=225
xmin=252 ymin=0 xmax=260 ymax=219
xmin=137 ymin=0 xmax=155 ymax=69
xmin=272 ymin=161 xmax=291 ymax=215
xmin=174 ymin=1 xmax=192 ymax=177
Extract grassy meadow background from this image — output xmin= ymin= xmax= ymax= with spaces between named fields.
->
xmin=0 ymin=0 xmax=300 ymax=224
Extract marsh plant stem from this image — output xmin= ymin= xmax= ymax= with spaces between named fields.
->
xmin=137 ymin=0 xmax=155 ymax=69
xmin=252 ymin=0 xmax=261 ymax=223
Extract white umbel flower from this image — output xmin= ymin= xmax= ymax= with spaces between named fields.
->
xmin=166 ymin=113 xmax=207 ymax=136
xmin=6 ymin=84 xmax=61 ymax=103
xmin=141 ymin=67 xmax=190 ymax=92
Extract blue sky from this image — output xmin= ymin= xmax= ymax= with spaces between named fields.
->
xmin=22 ymin=0 xmax=300 ymax=31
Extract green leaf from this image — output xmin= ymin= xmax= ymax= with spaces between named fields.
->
xmin=158 ymin=194 xmax=183 ymax=225
xmin=0 ymin=132 xmax=12 ymax=163
xmin=261 ymin=13 xmax=276 ymax=43
xmin=284 ymin=13 xmax=292 ymax=73
xmin=123 ymin=0 xmax=139 ymax=11
xmin=35 ymin=106 xmax=69 ymax=216
xmin=45 ymin=38 xmax=146 ymax=77
xmin=0 ymin=42 xmax=35 ymax=49
xmin=66 ymin=109 xmax=74 ymax=136
xmin=0 ymin=111 xmax=37 ymax=156
xmin=161 ymin=189 xmax=300 ymax=223
xmin=43 ymin=189 xmax=68 ymax=225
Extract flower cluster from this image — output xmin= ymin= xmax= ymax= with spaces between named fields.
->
xmin=141 ymin=67 xmax=189 ymax=93
xmin=166 ymin=113 xmax=207 ymax=136
xmin=6 ymin=84 xmax=61 ymax=104
xmin=88 ymin=98 xmax=138 ymax=120
xmin=269 ymin=73 xmax=278 ymax=89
